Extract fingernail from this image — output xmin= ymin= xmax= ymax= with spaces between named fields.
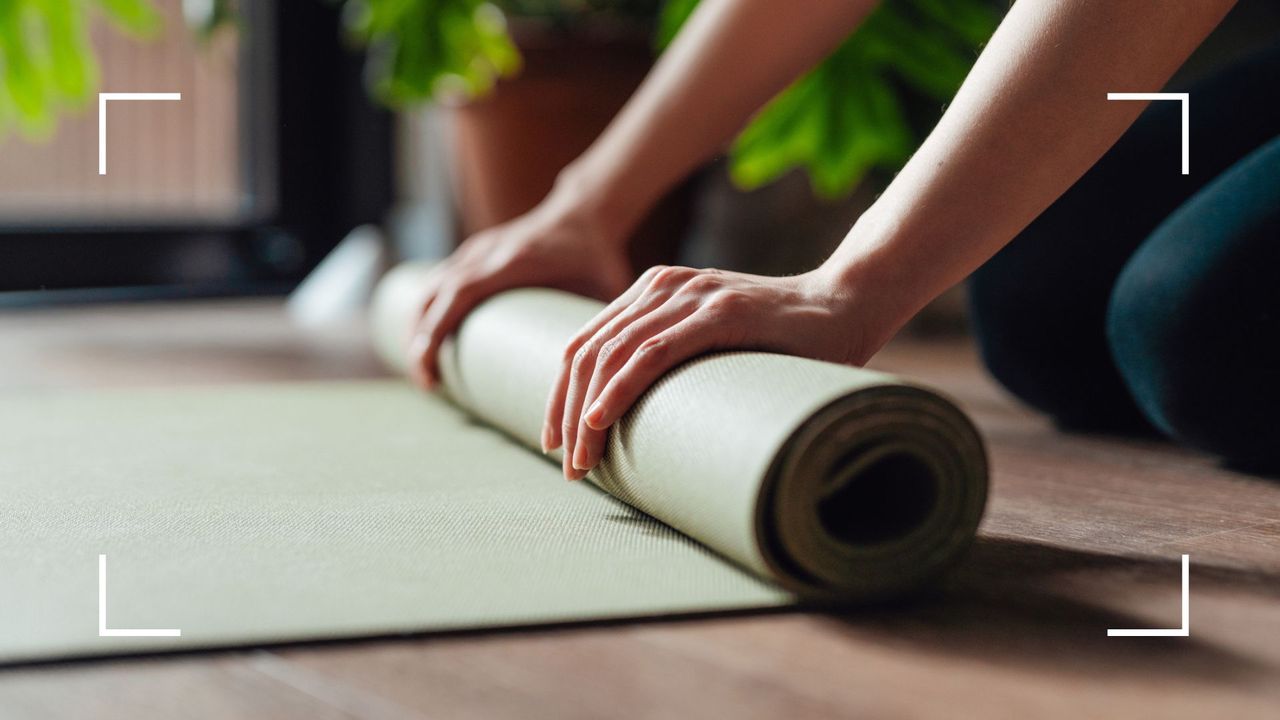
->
xmin=540 ymin=425 xmax=551 ymax=454
xmin=409 ymin=333 xmax=429 ymax=355
xmin=572 ymin=445 xmax=592 ymax=472
xmin=584 ymin=400 xmax=605 ymax=428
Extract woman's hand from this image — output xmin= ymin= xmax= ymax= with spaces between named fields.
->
xmin=409 ymin=188 xmax=633 ymax=390
xmin=541 ymin=264 xmax=882 ymax=480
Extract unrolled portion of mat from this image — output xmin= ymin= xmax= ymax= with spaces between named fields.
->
xmin=374 ymin=263 xmax=988 ymax=599
xmin=0 ymin=382 xmax=786 ymax=665
xmin=0 ymin=264 xmax=986 ymax=664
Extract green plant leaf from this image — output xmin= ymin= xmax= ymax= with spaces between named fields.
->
xmin=94 ymin=0 xmax=162 ymax=37
xmin=665 ymin=0 xmax=1002 ymax=197
xmin=44 ymin=0 xmax=99 ymax=99
xmin=346 ymin=0 xmax=519 ymax=106
xmin=656 ymin=0 xmax=696 ymax=48
xmin=0 ymin=3 xmax=55 ymax=136
xmin=0 ymin=0 xmax=160 ymax=141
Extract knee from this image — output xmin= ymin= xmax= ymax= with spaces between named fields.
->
xmin=1107 ymin=240 xmax=1280 ymax=469
xmin=1105 ymin=286 xmax=1195 ymax=442
xmin=1108 ymin=137 xmax=1280 ymax=469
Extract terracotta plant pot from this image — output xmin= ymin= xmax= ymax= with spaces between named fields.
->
xmin=447 ymin=24 xmax=690 ymax=271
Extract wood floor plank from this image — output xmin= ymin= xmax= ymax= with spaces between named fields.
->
xmin=0 ymin=654 xmax=359 ymax=720
xmin=268 ymin=629 xmax=863 ymax=720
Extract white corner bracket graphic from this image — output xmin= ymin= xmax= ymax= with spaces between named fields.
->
xmin=98 ymin=554 xmax=182 ymax=638
xmin=98 ymin=92 xmax=182 ymax=175
xmin=1106 ymin=92 xmax=1190 ymax=175
xmin=1107 ymin=554 xmax=1190 ymax=637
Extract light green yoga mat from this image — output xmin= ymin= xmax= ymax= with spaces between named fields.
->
xmin=0 ymin=264 xmax=986 ymax=664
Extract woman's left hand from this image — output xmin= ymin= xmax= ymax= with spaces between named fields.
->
xmin=542 ymin=264 xmax=881 ymax=480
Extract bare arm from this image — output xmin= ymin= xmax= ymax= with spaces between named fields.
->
xmin=411 ymin=0 xmax=879 ymax=386
xmin=547 ymin=0 xmax=1237 ymax=479
xmin=563 ymin=0 xmax=882 ymax=238
xmin=822 ymin=0 xmax=1237 ymax=348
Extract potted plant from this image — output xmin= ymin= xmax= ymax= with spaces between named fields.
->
xmin=339 ymin=0 xmax=690 ymax=267
xmin=339 ymin=0 xmax=999 ymax=194
xmin=338 ymin=0 xmax=999 ymax=269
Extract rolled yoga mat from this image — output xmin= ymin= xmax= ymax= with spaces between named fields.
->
xmin=0 ymin=263 xmax=986 ymax=665
xmin=373 ymin=263 xmax=989 ymax=599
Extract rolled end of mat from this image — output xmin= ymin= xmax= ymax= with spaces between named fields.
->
xmin=371 ymin=264 xmax=989 ymax=602
xmin=759 ymin=384 xmax=987 ymax=600
xmin=370 ymin=262 xmax=433 ymax=375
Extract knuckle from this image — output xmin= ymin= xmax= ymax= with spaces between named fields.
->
xmin=494 ymin=246 xmax=533 ymax=273
xmin=435 ymin=258 xmax=460 ymax=278
xmin=683 ymin=274 xmax=723 ymax=294
xmin=465 ymin=229 xmax=493 ymax=247
xmin=652 ymin=265 xmax=694 ymax=288
xmin=506 ymin=238 xmax=534 ymax=262
xmin=597 ymin=336 xmax=629 ymax=370
xmin=705 ymin=289 xmax=750 ymax=315
xmin=474 ymin=230 xmax=504 ymax=252
xmin=640 ymin=265 xmax=668 ymax=282
xmin=634 ymin=337 xmax=669 ymax=365
xmin=561 ymin=341 xmax=583 ymax=365
xmin=572 ymin=342 xmax=597 ymax=373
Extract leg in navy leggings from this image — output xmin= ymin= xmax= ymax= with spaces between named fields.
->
xmin=1108 ymin=135 xmax=1280 ymax=470
xmin=968 ymin=43 xmax=1280 ymax=469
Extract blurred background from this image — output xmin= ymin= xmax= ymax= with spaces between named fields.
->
xmin=2 ymin=0 xmax=1279 ymax=330
xmin=0 ymin=3 xmax=239 ymax=223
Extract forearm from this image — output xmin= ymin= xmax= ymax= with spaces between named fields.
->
xmin=822 ymin=0 xmax=1235 ymax=350
xmin=560 ymin=0 xmax=879 ymax=243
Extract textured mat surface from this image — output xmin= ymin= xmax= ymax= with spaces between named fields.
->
xmin=0 ymin=381 xmax=785 ymax=664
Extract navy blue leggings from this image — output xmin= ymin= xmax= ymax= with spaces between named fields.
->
xmin=968 ymin=43 xmax=1280 ymax=471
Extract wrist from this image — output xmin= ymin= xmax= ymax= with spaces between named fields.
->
xmin=548 ymin=160 xmax=650 ymax=251
xmin=811 ymin=209 xmax=927 ymax=359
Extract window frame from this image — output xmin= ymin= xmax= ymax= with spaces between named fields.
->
xmin=0 ymin=0 xmax=393 ymax=303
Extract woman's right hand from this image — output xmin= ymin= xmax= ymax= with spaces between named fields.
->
xmin=408 ymin=185 xmax=634 ymax=390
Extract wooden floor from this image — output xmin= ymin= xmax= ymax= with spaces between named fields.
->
xmin=1 ymin=299 xmax=1277 ymax=719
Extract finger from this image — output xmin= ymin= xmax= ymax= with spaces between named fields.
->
xmin=555 ymin=273 xmax=688 ymax=474
xmin=581 ymin=314 xmax=721 ymax=435
xmin=407 ymin=270 xmax=449 ymax=390
xmin=571 ymin=300 xmax=697 ymax=473
xmin=563 ymin=440 xmax=584 ymax=481
xmin=408 ymin=331 xmax=432 ymax=390
xmin=541 ymin=265 xmax=668 ymax=452
xmin=416 ymin=274 xmax=496 ymax=389
xmin=541 ymin=355 xmax=574 ymax=454
xmin=559 ymin=338 xmax=604 ymax=480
